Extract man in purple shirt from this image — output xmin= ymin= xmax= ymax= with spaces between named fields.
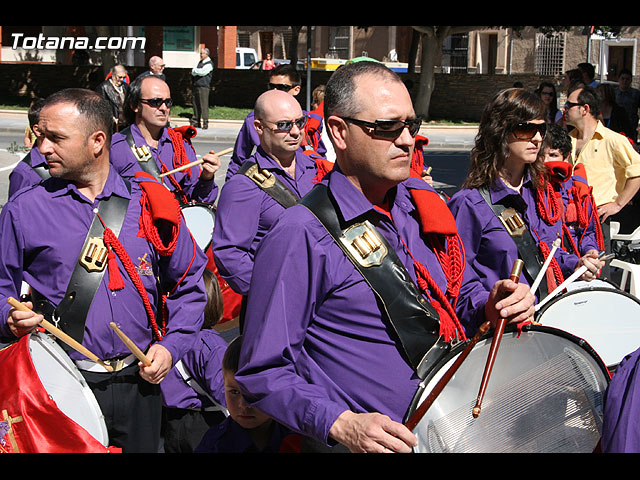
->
xmin=226 ymin=63 xmax=325 ymax=180
xmin=234 ymin=62 xmax=535 ymax=453
xmin=212 ymin=89 xmax=320 ymax=299
xmin=602 ymin=346 xmax=640 ymax=452
xmin=0 ymin=89 xmax=208 ymax=452
xmin=109 ymin=75 xmax=221 ymax=205
xmin=8 ymin=144 xmax=50 ymax=200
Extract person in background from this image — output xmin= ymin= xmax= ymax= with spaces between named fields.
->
xmin=194 ymin=335 xmax=302 ymax=453
xmin=598 ymin=82 xmax=633 ymax=140
xmin=161 ymin=269 xmax=230 ymax=453
xmin=137 ymin=56 xmax=166 ymax=81
xmin=95 ymin=64 xmax=130 ymax=132
xmin=9 ymin=98 xmax=48 ymax=200
xmin=615 ymin=68 xmax=640 ymax=143
xmin=536 ymin=81 xmax=563 ymax=125
xmin=191 ymin=47 xmax=214 ymax=130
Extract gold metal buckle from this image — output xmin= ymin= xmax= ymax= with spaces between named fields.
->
xmin=246 ymin=164 xmax=276 ymax=188
xmin=499 ymin=208 xmax=526 ymax=237
xmin=103 ymin=357 xmax=126 ymax=371
xmin=79 ymin=237 xmax=109 ymax=273
xmin=339 ymin=221 xmax=387 ymax=267
xmin=132 ymin=145 xmax=153 ymax=163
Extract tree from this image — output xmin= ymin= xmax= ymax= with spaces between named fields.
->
xmin=411 ymin=26 xmax=483 ymax=120
xmin=410 ymin=26 xmax=625 ymax=121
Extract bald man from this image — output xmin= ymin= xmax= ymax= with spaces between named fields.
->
xmin=212 ymin=90 xmax=324 ymax=300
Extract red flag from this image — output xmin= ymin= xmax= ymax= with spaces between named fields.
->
xmin=0 ymin=334 xmax=118 ymax=453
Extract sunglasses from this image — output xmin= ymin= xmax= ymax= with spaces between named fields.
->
xmin=512 ymin=121 xmax=547 ymax=140
xmin=260 ymin=115 xmax=308 ymax=132
xmin=341 ymin=117 xmax=422 ymax=139
xmin=140 ymin=97 xmax=173 ymax=108
xmin=268 ymin=82 xmax=294 ymax=92
xmin=563 ymin=101 xmax=584 ymax=110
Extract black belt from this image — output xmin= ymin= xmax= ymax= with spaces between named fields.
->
xmin=31 ymin=184 xmax=131 ymax=345
xmin=478 ymin=186 xmax=549 ymax=300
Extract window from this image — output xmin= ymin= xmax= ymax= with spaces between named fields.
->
xmin=535 ymin=32 xmax=565 ymax=76
xmin=328 ymin=26 xmax=350 ymax=59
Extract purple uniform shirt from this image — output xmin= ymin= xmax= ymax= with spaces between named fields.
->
xmin=161 ymin=328 xmax=228 ymax=410
xmin=602 ymin=346 xmax=640 ymax=452
xmin=8 ymin=147 xmax=49 ymax=200
xmin=227 ymin=111 xmax=260 ymax=180
xmin=212 ymin=147 xmax=319 ymax=295
xmin=110 ymin=123 xmax=218 ymax=204
xmin=234 ymin=167 xmax=489 ymax=444
xmin=0 ymin=167 xmax=207 ymax=364
xmin=447 ymin=176 xmax=579 ymax=296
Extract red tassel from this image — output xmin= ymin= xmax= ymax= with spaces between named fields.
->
xmin=107 ymin=246 xmax=125 ymax=291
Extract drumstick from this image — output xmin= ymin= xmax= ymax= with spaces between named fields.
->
xmin=529 ymin=237 xmax=561 ymax=295
xmin=159 ymin=147 xmax=234 ymax=177
xmin=404 ymin=320 xmax=492 ymax=432
xmin=7 ymin=297 xmax=113 ymax=372
xmin=109 ymin=322 xmax=152 ymax=367
xmin=534 ymin=251 xmax=614 ymax=313
xmin=472 ymin=259 xmax=524 ymax=419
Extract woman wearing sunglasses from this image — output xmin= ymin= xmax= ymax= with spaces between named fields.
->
xmin=448 ymin=88 xmax=604 ymax=301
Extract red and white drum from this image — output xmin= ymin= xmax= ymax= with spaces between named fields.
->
xmin=536 ymin=280 xmax=640 ymax=370
xmin=0 ymin=331 xmax=110 ymax=453
xmin=404 ymin=324 xmax=609 ymax=453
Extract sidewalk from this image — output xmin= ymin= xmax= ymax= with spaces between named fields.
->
xmin=0 ymin=109 xmax=478 ymax=150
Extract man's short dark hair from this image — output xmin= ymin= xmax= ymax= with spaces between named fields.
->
xmin=123 ymin=75 xmax=170 ymax=125
xmin=269 ymin=63 xmax=301 ymax=86
xmin=568 ymin=84 xmax=601 ymax=119
xmin=546 ymin=123 xmax=572 ymax=159
xmin=44 ymin=88 xmax=113 ymax=144
xmin=324 ymin=61 xmax=402 ymax=121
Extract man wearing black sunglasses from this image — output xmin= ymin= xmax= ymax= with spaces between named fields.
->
xmin=226 ymin=64 xmax=326 ymax=180
xmin=234 ymin=61 xmax=534 ymax=453
xmin=565 ymin=84 xmax=640 ymax=252
xmin=110 ymin=75 xmax=221 ymax=207
xmin=212 ymin=89 xmax=324 ymax=315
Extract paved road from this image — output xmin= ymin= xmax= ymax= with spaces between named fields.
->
xmin=0 ymin=109 xmax=476 ymax=209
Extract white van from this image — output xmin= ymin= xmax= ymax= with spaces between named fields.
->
xmin=236 ymin=47 xmax=258 ymax=69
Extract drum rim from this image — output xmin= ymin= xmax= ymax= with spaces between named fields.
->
xmin=403 ymin=322 xmax=610 ymax=424
xmin=180 ymin=200 xmax=216 ymax=210
xmin=535 ymin=285 xmax=640 ymax=319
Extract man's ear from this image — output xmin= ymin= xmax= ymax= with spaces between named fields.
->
xmin=326 ymin=115 xmax=348 ymax=151
xmin=89 ymin=130 xmax=108 ymax=156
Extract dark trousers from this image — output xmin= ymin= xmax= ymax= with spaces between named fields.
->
xmin=192 ymin=86 xmax=210 ymax=128
xmin=80 ymin=363 xmax=163 ymax=453
xmin=162 ymin=407 xmax=226 ymax=453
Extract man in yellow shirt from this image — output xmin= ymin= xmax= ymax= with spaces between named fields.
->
xmin=565 ymin=84 xmax=640 ymax=243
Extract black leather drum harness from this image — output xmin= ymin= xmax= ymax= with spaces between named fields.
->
xmin=300 ymin=184 xmax=451 ymax=380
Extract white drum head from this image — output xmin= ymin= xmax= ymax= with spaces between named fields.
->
xmin=406 ymin=325 xmax=609 ymax=453
xmin=537 ymin=286 xmax=640 ymax=368
xmin=29 ymin=332 xmax=109 ymax=446
xmin=182 ymin=204 xmax=215 ymax=251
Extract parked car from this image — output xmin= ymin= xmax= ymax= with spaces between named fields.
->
xmin=236 ymin=47 xmax=258 ymax=69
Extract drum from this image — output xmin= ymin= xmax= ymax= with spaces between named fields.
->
xmin=404 ymin=324 xmax=609 ymax=453
xmin=0 ymin=331 xmax=109 ymax=452
xmin=536 ymin=282 xmax=640 ymax=369
xmin=182 ymin=202 xmax=216 ymax=251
